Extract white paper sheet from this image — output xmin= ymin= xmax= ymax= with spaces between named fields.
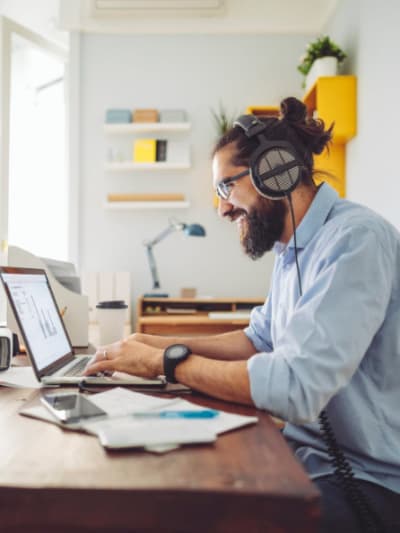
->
xmin=154 ymin=397 xmax=259 ymax=435
xmin=208 ymin=311 xmax=251 ymax=320
xmin=88 ymin=387 xmax=181 ymax=416
xmin=87 ymin=418 xmax=216 ymax=449
xmin=82 ymin=389 xmax=258 ymax=449
xmin=0 ymin=366 xmax=42 ymax=389
xmin=19 ymin=387 xmax=258 ymax=452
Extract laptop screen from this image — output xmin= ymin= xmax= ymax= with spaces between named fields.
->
xmin=2 ymin=271 xmax=71 ymax=371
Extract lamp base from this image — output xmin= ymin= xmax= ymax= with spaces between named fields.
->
xmin=143 ymin=292 xmax=169 ymax=298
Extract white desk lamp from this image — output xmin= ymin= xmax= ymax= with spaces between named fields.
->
xmin=143 ymin=217 xmax=206 ymax=297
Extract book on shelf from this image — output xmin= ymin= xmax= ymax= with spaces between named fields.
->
xmin=166 ymin=141 xmax=190 ymax=165
xmin=133 ymin=109 xmax=158 ymax=122
xmin=208 ymin=311 xmax=252 ymax=320
xmin=159 ymin=109 xmax=187 ymax=123
xmin=156 ymin=140 xmax=167 ymax=162
xmin=133 ymin=139 xmax=157 ymax=162
xmin=107 ymin=193 xmax=185 ymax=203
xmin=165 ymin=307 xmax=196 ymax=314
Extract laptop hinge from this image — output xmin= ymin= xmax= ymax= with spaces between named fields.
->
xmin=39 ymin=352 xmax=75 ymax=377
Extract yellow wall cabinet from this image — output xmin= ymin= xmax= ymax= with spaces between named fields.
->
xmin=247 ymin=76 xmax=357 ymax=197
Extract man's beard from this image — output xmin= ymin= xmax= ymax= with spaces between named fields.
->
xmin=239 ymin=198 xmax=286 ymax=259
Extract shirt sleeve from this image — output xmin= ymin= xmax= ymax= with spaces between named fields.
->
xmin=244 ymin=297 xmax=273 ymax=353
xmin=247 ymin=223 xmax=394 ymax=423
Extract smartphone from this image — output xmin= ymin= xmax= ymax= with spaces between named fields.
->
xmin=41 ymin=392 xmax=107 ymax=424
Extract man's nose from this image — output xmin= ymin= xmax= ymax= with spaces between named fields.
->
xmin=217 ymin=197 xmax=233 ymax=218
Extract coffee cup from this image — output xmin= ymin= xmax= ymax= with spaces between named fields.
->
xmin=96 ymin=300 xmax=128 ymax=345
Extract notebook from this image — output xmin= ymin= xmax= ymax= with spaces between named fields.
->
xmin=0 ymin=267 xmax=164 ymax=387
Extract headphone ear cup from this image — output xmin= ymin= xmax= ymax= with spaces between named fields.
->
xmin=249 ymin=144 xmax=302 ymax=199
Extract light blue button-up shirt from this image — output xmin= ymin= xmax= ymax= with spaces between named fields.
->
xmin=245 ymin=183 xmax=400 ymax=493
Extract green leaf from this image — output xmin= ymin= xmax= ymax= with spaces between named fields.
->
xmin=210 ymin=103 xmax=236 ymax=137
xmin=297 ymin=35 xmax=347 ymax=76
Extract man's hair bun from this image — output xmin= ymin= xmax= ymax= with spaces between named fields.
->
xmin=280 ymin=97 xmax=307 ymax=124
xmin=279 ymin=96 xmax=333 ymax=156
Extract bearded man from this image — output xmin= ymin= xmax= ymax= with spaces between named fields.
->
xmin=86 ymin=97 xmax=400 ymax=533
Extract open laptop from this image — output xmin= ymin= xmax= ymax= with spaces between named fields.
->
xmin=0 ymin=266 xmax=100 ymax=384
xmin=0 ymin=266 xmax=164 ymax=387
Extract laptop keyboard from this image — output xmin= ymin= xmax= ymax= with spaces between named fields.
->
xmin=62 ymin=356 xmax=92 ymax=377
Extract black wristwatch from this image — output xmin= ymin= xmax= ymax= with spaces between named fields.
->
xmin=163 ymin=344 xmax=192 ymax=383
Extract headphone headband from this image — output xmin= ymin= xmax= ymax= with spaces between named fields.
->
xmin=234 ymin=115 xmax=267 ymax=138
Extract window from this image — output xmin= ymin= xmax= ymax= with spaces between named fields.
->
xmin=8 ymin=33 xmax=68 ymax=260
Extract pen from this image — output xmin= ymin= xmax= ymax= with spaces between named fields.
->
xmin=131 ymin=409 xmax=219 ymax=419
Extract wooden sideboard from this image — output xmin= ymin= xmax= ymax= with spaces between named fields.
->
xmin=136 ymin=296 xmax=264 ymax=336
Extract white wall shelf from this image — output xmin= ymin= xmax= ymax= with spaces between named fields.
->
xmin=105 ymin=201 xmax=190 ymax=209
xmin=104 ymin=112 xmax=191 ymax=205
xmin=104 ymin=122 xmax=191 ymax=134
xmin=106 ymin=161 xmax=190 ymax=171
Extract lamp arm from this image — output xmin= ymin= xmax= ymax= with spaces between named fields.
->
xmin=143 ymin=219 xmax=186 ymax=291
xmin=145 ymin=244 xmax=161 ymax=290
xmin=144 ymin=219 xmax=185 ymax=248
xmin=145 ymin=225 xmax=174 ymax=247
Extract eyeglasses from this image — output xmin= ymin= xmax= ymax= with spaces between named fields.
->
xmin=215 ymin=170 xmax=249 ymax=200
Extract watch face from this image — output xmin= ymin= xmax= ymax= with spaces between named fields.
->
xmin=167 ymin=344 xmax=187 ymax=359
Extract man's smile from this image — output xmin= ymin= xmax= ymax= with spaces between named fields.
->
xmin=226 ymin=209 xmax=247 ymax=223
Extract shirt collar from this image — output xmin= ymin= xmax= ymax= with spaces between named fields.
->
xmin=273 ymin=183 xmax=339 ymax=254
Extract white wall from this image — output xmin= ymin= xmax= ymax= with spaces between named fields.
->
xmin=79 ymin=33 xmax=310 ymax=313
xmin=60 ymin=0 xmax=338 ymax=35
xmin=325 ymin=0 xmax=400 ymax=228
xmin=0 ymin=0 xmax=67 ymax=47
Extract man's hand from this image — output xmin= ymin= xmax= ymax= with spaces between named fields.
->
xmin=84 ymin=336 xmax=253 ymax=406
xmin=128 ymin=332 xmax=175 ymax=349
xmin=83 ymin=338 xmax=164 ymax=378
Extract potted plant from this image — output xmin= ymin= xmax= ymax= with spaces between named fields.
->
xmin=298 ymin=35 xmax=347 ymax=91
xmin=210 ymin=102 xmax=236 ymax=138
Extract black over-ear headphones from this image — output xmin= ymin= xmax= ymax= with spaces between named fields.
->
xmin=233 ymin=114 xmax=304 ymax=200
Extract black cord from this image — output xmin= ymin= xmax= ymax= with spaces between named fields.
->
xmin=287 ymin=194 xmax=302 ymax=296
xmin=286 ymin=192 xmax=386 ymax=533
xmin=319 ymin=411 xmax=386 ymax=533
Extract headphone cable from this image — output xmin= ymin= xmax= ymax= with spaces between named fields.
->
xmin=287 ymin=194 xmax=302 ymax=296
xmin=286 ymin=192 xmax=386 ymax=533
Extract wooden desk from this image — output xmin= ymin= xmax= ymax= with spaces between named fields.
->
xmin=136 ymin=297 xmax=264 ymax=336
xmin=0 ymin=385 xmax=319 ymax=532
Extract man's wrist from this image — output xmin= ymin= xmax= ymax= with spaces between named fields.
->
xmin=150 ymin=349 xmax=164 ymax=377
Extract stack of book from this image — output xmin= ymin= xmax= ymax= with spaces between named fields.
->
xmin=105 ymin=108 xmax=187 ymax=124
xmin=133 ymin=139 xmax=189 ymax=164
xmin=132 ymin=109 xmax=158 ymax=122
xmin=159 ymin=109 xmax=187 ymax=123
xmin=105 ymin=109 xmax=132 ymax=124
xmin=107 ymin=193 xmax=185 ymax=203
